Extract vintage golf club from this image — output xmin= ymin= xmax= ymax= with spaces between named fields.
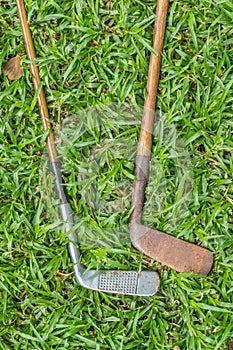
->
xmin=16 ymin=0 xmax=160 ymax=295
xmin=130 ymin=0 xmax=213 ymax=274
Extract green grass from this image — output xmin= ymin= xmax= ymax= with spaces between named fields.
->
xmin=0 ymin=0 xmax=233 ymax=349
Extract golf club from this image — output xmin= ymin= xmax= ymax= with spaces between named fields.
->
xmin=16 ymin=0 xmax=160 ymax=295
xmin=130 ymin=0 xmax=213 ymax=275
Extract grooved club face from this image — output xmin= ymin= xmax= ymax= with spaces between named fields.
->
xmin=72 ymin=265 xmax=160 ymax=296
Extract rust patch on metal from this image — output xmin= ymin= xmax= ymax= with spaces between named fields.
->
xmin=130 ymin=223 xmax=213 ymax=275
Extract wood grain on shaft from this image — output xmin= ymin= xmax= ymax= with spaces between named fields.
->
xmin=131 ymin=0 xmax=169 ymax=224
xmin=137 ymin=0 xmax=169 ymax=157
xmin=16 ymin=0 xmax=57 ymax=163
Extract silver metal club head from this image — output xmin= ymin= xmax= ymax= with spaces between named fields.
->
xmin=60 ymin=203 xmax=160 ymax=296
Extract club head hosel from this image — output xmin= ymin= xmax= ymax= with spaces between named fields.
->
xmin=130 ymin=179 xmax=146 ymax=226
xmin=60 ymin=204 xmax=84 ymax=275
xmin=68 ymin=242 xmax=86 ymax=284
xmin=130 ymin=155 xmax=150 ymax=226
xmin=135 ymin=155 xmax=151 ymax=180
xmin=68 ymin=241 xmax=81 ymax=264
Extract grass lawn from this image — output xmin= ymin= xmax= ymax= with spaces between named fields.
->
xmin=0 ymin=0 xmax=233 ymax=349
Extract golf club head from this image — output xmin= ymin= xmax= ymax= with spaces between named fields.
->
xmin=60 ymin=204 xmax=160 ymax=296
xmin=130 ymin=223 xmax=213 ymax=275
xmin=73 ymin=265 xmax=160 ymax=296
xmin=69 ymin=242 xmax=160 ymax=296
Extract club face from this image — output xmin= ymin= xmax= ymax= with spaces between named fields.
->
xmin=73 ymin=266 xmax=160 ymax=296
xmin=130 ymin=223 xmax=213 ymax=275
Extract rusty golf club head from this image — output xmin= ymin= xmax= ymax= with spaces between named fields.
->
xmin=130 ymin=0 xmax=213 ymax=275
xmin=130 ymin=156 xmax=213 ymax=275
xmin=130 ymin=222 xmax=214 ymax=275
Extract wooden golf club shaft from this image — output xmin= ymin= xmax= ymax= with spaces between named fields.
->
xmin=16 ymin=0 xmax=57 ymax=162
xmin=16 ymin=0 xmax=67 ymax=204
xmin=130 ymin=0 xmax=213 ymax=275
xmin=131 ymin=0 xmax=169 ymax=224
